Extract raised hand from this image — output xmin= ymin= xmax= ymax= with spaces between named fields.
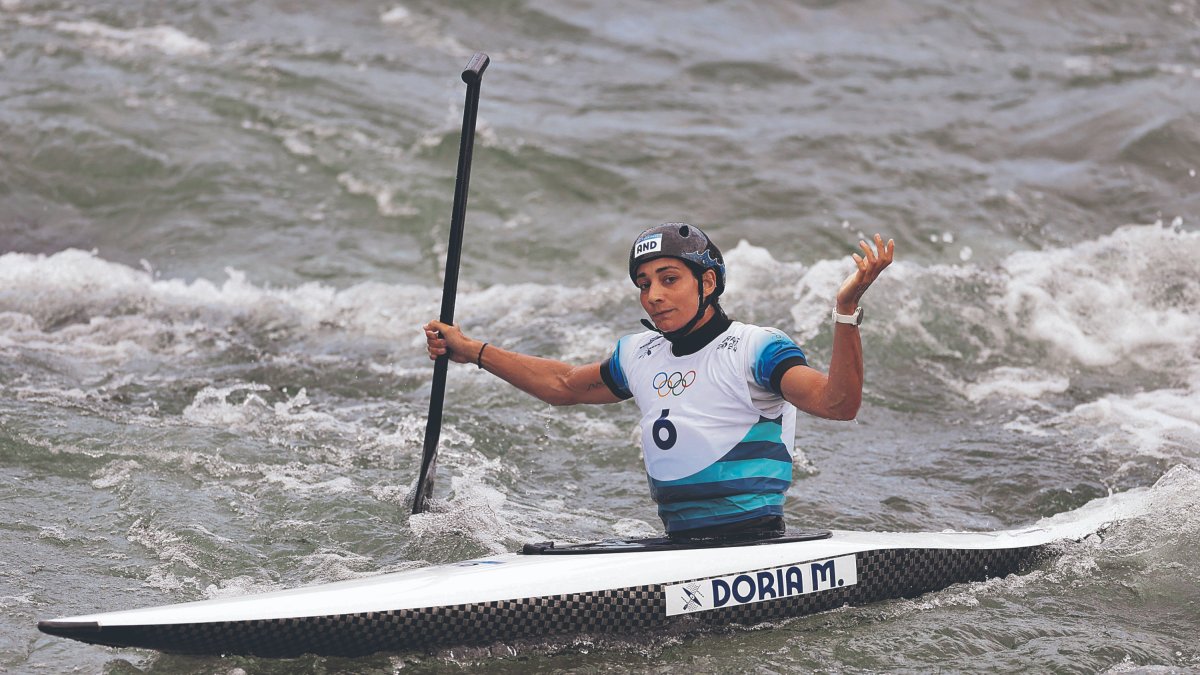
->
xmin=836 ymin=233 xmax=895 ymax=313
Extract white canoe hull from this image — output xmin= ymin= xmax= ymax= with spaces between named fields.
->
xmin=39 ymin=525 xmax=1068 ymax=657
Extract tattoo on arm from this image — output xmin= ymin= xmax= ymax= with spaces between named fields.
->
xmin=586 ymin=380 xmax=606 ymax=391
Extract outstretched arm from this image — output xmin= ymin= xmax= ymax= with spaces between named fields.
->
xmin=781 ymin=234 xmax=894 ymax=420
xmin=423 ymin=320 xmax=620 ymax=406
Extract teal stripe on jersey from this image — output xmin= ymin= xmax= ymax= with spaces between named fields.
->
xmin=649 ymin=415 xmax=793 ymax=532
xmin=739 ymin=418 xmax=784 ymax=444
xmin=652 ymin=458 xmax=792 ymax=488
xmin=658 ymin=492 xmax=786 ymax=521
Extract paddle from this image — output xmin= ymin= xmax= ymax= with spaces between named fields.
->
xmin=412 ymin=52 xmax=491 ymax=515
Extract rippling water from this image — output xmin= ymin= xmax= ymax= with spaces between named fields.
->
xmin=3 ymin=1 xmax=1199 ymax=672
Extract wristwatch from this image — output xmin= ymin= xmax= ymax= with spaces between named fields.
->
xmin=832 ymin=306 xmax=863 ymax=326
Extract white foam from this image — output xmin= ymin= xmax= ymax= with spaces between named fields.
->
xmin=724 ymin=226 xmax=1200 ymax=469
xmin=182 ymin=383 xmax=273 ymax=428
xmin=407 ymin=446 xmax=549 ymax=555
xmin=725 ymin=226 xmax=1198 ymax=364
xmin=557 ymin=410 xmax=623 ymax=441
xmin=336 ymin=172 xmax=418 ymax=217
xmin=1000 ymin=224 xmax=1200 ymax=369
xmin=127 ymin=517 xmax=203 ymax=572
xmin=281 ymin=134 xmax=316 ymax=157
xmin=377 ymin=8 xmax=470 ymax=58
xmin=962 ymin=366 xmax=1070 ymax=403
xmin=729 ymin=222 xmax=1200 ymax=376
xmin=203 ymin=575 xmax=283 ymax=600
xmin=4 ymin=226 xmax=1197 ymax=476
xmin=380 ymin=6 xmax=412 ymax=25
xmin=611 ymin=518 xmax=659 ymax=538
xmin=0 ymin=249 xmax=437 ymax=345
xmin=0 ymin=594 xmax=34 ymax=611
xmin=0 ymin=250 xmax=617 ymax=373
xmin=720 ymin=239 xmax=827 ymax=340
xmin=258 ymin=466 xmax=356 ymax=495
xmin=54 ymin=20 xmax=212 ymax=58
xmin=1054 ymin=368 xmax=1200 ymax=460
xmin=295 ymin=548 xmax=377 ymax=583
xmin=91 ymin=459 xmax=144 ymax=490
xmin=873 ymin=466 xmax=1198 ymax=622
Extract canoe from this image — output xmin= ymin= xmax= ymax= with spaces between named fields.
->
xmin=38 ymin=524 xmax=1065 ymax=657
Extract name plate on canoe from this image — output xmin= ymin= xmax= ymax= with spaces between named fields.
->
xmin=664 ymin=554 xmax=857 ymax=616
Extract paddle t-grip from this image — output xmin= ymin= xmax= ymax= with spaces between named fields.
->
xmin=462 ymin=53 xmax=490 ymax=84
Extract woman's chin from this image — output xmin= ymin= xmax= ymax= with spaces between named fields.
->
xmin=651 ymin=316 xmax=682 ymax=332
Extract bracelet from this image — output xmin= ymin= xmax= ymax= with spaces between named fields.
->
xmin=477 ymin=342 xmax=489 ymax=369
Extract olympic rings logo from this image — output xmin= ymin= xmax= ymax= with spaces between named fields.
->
xmin=653 ymin=370 xmax=696 ymax=397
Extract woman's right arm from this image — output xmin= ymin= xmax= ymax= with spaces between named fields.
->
xmin=424 ymin=320 xmax=620 ymax=406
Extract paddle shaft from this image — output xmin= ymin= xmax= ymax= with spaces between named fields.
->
xmin=413 ymin=53 xmax=490 ymax=514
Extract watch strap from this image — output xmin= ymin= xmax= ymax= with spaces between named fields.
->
xmin=832 ymin=306 xmax=864 ymax=326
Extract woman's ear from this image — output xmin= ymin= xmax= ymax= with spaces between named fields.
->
xmin=702 ymin=269 xmax=717 ymax=295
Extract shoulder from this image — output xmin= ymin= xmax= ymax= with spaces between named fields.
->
xmin=698 ymin=322 xmax=784 ymax=358
xmin=608 ymin=330 xmax=669 ymax=378
xmin=733 ymin=322 xmax=799 ymax=350
xmin=616 ymin=330 xmax=668 ymax=359
xmin=735 ymin=323 xmax=808 ymax=391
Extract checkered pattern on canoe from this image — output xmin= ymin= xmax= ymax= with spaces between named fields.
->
xmin=80 ymin=544 xmax=1048 ymax=657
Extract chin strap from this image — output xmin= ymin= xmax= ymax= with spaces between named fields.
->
xmin=642 ymin=275 xmax=715 ymax=343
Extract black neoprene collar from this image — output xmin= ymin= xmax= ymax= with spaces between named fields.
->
xmin=669 ymin=311 xmax=732 ymax=357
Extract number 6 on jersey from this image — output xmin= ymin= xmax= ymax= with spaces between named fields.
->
xmin=653 ymin=409 xmax=677 ymax=450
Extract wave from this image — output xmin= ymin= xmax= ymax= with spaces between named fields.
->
xmin=3 ymin=219 xmax=1197 ymax=388
xmin=2 ymin=222 xmax=1196 ymax=515
xmin=54 ymin=20 xmax=212 ymax=58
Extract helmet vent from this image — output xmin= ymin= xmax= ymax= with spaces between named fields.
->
xmin=678 ymin=225 xmax=690 ymax=237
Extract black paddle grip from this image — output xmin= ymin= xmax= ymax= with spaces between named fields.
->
xmin=461 ymin=52 xmax=490 ymax=84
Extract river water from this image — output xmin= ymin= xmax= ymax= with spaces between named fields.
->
xmin=2 ymin=1 xmax=1199 ymax=672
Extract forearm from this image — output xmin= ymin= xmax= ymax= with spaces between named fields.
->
xmin=816 ymin=231 xmax=891 ymax=419
xmin=473 ymin=341 xmax=593 ymax=406
xmin=821 ymin=323 xmax=864 ymax=420
xmin=425 ymin=320 xmax=615 ymax=406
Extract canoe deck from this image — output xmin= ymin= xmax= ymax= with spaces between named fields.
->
xmin=38 ymin=527 xmax=1060 ymax=657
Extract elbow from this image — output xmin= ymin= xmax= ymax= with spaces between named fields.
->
xmin=532 ymin=389 xmax=572 ymax=406
xmin=825 ymin=396 xmax=861 ymax=421
xmin=539 ymin=377 xmax=578 ymax=407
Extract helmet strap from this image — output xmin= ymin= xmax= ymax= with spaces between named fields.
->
xmin=640 ymin=269 xmax=719 ymax=343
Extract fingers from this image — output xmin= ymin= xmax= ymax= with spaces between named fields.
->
xmin=844 ymin=233 xmax=895 ymax=294
xmin=858 ymin=239 xmax=877 ymax=265
xmin=423 ymin=320 xmax=449 ymax=361
xmin=837 ymin=233 xmax=896 ymax=309
xmin=425 ymin=332 xmax=446 ymax=360
xmin=876 ymin=234 xmax=895 ymax=265
xmin=421 ymin=320 xmax=475 ymax=364
xmin=855 ymin=234 xmax=895 ymax=272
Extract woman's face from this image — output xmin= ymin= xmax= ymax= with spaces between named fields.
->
xmin=635 ymin=258 xmax=715 ymax=333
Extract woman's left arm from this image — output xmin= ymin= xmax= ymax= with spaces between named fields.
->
xmin=781 ymin=234 xmax=894 ymax=420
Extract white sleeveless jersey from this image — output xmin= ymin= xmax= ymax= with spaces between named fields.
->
xmin=602 ymin=321 xmax=807 ymax=533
